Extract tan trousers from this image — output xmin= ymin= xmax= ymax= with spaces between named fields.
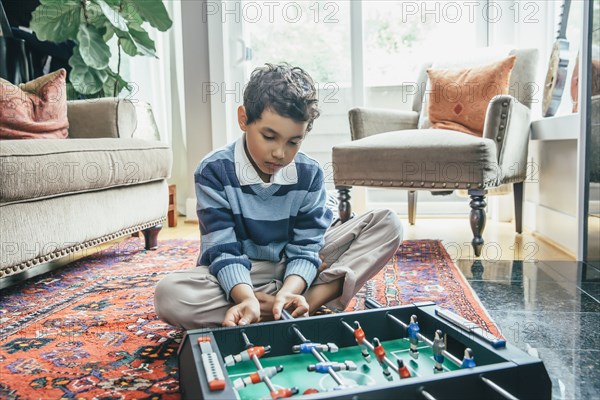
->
xmin=154 ymin=209 xmax=402 ymax=330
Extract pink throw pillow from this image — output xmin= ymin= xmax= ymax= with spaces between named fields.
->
xmin=0 ymin=69 xmax=69 ymax=139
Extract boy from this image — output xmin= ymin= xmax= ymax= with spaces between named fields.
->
xmin=154 ymin=63 xmax=402 ymax=330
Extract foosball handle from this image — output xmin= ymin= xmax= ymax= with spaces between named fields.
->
xmin=281 ymin=309 xmax=294 ymax=320
xmin=364 ymin=298 xmax=383 ymax=309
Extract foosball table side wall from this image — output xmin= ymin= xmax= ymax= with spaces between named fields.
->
xmin=178 ymin=304 xmax=552 ymax=399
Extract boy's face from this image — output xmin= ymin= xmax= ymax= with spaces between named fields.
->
xmin=238 ymin=106 xmax=308 ymax=181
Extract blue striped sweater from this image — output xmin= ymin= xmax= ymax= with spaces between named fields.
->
xmin=195 ymin=136 xmax=333 ymax=298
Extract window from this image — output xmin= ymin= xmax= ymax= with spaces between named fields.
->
xmin=208 ymin=1 xmax=512 ymax=215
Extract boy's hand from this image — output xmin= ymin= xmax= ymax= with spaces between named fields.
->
xmin=255 ymin=292 xmax=276 ymax=322
xmin=223 ymin=284 xmax=260 ymax=327
xmin=222 ymin=297 xmax=260 ymax=327
xmin=272 ymin=291 xmax=309 ymax=320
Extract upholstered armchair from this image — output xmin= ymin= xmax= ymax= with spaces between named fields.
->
xmin=332 ymin=48 xmax=539 ymax=257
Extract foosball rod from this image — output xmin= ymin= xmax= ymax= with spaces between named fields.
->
xmin=281 ymin=310 xmax=346 ymax=386
xmin=240 ymin=330 xmax=278 ymax=394
xmin=365 ymin=300 xmax=520 ymax=400
xmin=363 ymin=299 xmax=462 ymax=367
xmin=339 ymin=320 xmax=399 ymax=375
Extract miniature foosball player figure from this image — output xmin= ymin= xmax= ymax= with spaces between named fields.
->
xmin=224 ymin=345 xmax=271 ymax=366
xmin=372 ymin=338 xmax=393 ymax=381
xmin=397 ymin=359 xmax=411 ymax=379
xmin=307 ymin=361 xmax=357 ymax=373
xmin=292 ymin=342 xmax=338 ymax=354
xmin=353 ymin=321 xmax=372 ymax=363
xmin=432 ymin=329 xmax=445 ymax=374
xmin=407 ymin=314 xmax=420 ymax=360
xmin=233 ymin=366 xmax=283 ymax=389
xmin=461 ymin=348 xmax=476 ymax=369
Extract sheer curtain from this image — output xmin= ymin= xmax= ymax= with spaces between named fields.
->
xmin=121 ymin=1 xmax=188 ymax=215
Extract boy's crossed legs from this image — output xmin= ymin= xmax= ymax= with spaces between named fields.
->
xmin=154 ymin=209 xmax=402 ymax=330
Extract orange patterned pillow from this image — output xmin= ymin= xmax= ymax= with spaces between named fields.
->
xmin=426 ymin=55 xmax=516 ymax=137
xmin=0 ymin=69 xmax=69 ymax=139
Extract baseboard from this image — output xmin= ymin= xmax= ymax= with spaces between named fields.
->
xmin=531 ymin=231 xmax=577 ymax=260
xmin=523 ymin=200 xmax=578 ymax=255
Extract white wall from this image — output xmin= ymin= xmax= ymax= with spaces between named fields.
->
xmin=180 ymin=1 xmax=214 ymax=221
xmin=174 ymin=0 xmax=585 ymax=254
xmin=490 ymin=1 xmax=583 ymax=255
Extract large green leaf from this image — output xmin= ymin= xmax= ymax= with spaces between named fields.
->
xmin=125 ymin=0 xmax=172 ymax=32
xmin=103 ymin=25 xmax=115 ymax=41
xmin=69 ymin=46 xmax=108 ymax=95
xmin=114 ymin=29 xmax=137 ymax=57
xmin=116 ymin=29 xmax=155 ymax=57
xmin=100 ymin=0 xmax=122 ymax=7
xmin=94 ymin=0 xmax=129 ymax=31
xmin=77 ymin=24 xmax=111 ymax=69
xmin=130 ymin=27 xmax=156 ymax=53
xmin=103 ymin=69 xmax=131 ymax=97
xmin=30 ymin=2 xmax=81 ymax=42
xmin=119 ymin=2 xmax=144 ymax=30
xmin=84 ymin=1 xmax=107 ymax=27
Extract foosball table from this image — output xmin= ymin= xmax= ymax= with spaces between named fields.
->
xmin=178 ymin=301 xmax=551 ymax=399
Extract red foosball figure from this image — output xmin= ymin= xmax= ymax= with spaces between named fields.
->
xmin=224 ymin=345 xmax=271 ymax=366
xmin=397 ymin=359 xmax=411 ymax=378
xmin=353 ymin=321 xmax=372 ymax=363
xmin=372 ymin=338 xmax=393 ymax=381
xmin=270 ymin=387 xmax=299 ymax=399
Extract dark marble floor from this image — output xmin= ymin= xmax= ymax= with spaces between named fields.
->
xmin=457 ymin=259 xmax=600 ymax=400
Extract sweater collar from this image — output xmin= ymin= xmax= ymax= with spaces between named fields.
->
xmin=234 ymin=135 xmax=298 ymax=186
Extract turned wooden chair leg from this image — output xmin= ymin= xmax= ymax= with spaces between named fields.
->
xmin=408 ymin=190 xmax=417 ymax=225
xmin=142 ymin=224 xmax=162 ymax=250
xmin=469 ymin=190 xmax=487 ymax=258
xmin=337 ymin=187 xmax=352 ymax=223
xmin=513 ymin=182 xmax=524 ymax=234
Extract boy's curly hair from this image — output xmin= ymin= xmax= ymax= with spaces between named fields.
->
xmin=243 ymin=63 xmax=320 ymax=132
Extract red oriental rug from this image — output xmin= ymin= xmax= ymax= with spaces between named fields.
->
xmin=0 ymin=238 xmax=498 ymax=399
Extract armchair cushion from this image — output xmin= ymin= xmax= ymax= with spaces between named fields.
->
xmin=333 ymin=130 xmax=501 ymax=189
xmin=0 ymin=69 xmax=68 ymax=140
xmin=427 ymin=55 xmax=516 ymax=137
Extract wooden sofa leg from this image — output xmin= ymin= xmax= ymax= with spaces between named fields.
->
xmin=142 ymin=224 xmax=162 ymax=250
xmin=337 ymin=187 xmax=352 ymax=223
xmin=469 ymin=190 xmax=487 ymax=258
xmin=513 ymin=182 xmax=523 ymax=234
xmin=408 ymin=191 xmax=417 ymax=225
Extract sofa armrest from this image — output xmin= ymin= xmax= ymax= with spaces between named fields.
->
xmin=483 ymin=94 xmax=531 ymax=183
xmin=67 ymin=98 xmax=160 ymax=140
xmin=348 ymin=107 xmax=419 ymax=140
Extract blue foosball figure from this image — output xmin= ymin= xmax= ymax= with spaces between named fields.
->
xmin=461 ymin=348 xmax=476 ymax=368
xmin=407 ymin=314 xmax=420 ymax=360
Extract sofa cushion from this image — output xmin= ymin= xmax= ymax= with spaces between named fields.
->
xmin=0 ymin=69 xmax=69 ymax=140
xmin=0 ymin=138 xmax=172 ymax=205
xmin=332 ymin=129 xmax=501 ymax=189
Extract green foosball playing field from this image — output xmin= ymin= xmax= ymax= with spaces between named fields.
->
xmin=178 ymin=302 xmax=553 ymax=399
xmin=227 ymin=338 xmax=459 ymax=399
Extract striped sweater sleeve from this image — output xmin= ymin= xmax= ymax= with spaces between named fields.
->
xmin=195 ymin=160 xmax=252 ymax=299
xmin=284 ymin=167 xmax=333 ymax=289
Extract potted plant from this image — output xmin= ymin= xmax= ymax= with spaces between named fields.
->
xmin=30 ymin=0 xmax=172 ymax=98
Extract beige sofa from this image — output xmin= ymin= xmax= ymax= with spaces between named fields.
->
xmin=0 ymin=98 xmax=172 ymax=287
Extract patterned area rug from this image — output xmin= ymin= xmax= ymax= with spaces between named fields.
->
xmin=0 ymin=238 xmax=497 ymax=399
